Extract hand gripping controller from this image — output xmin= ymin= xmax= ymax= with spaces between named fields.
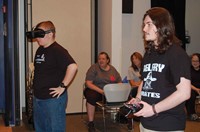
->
xmin=123 ymin=103 xmax=143 ymax=117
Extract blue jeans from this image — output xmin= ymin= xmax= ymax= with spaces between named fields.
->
xmin=33 ymin=92 xmax=68 ymax=132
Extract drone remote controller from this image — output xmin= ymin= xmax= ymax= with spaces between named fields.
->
xmin=124 ymin=103 xmax=143 ymax=113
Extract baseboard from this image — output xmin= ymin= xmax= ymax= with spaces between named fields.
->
xmin=66 ymin=112 xmax=87 ymax=115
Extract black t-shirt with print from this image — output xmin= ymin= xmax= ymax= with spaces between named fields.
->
xmin=33 ymin=42 xmax=76 ymax=99
xmin=140 ymin=44 xmax=191 ymax=131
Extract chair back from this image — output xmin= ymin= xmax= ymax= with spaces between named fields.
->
xmin=103 ymin=83 xmax=131 ymax=103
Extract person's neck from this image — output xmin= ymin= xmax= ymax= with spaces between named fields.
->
xmin=101 ymin=65 xmax=110 ymax=71
xmin=194 ymin=67 xmax=200 ymax=71
xmin=43 ymin=40 xmax=55 ymax=48
xmin=136 ymin=63 xmax=141 ymax=69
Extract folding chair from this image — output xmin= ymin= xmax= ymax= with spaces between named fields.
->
xmin=195 ymin=95 xmax=200 ymax=113
xmin=81 ymin=83 xmax=86 ymax=119
xmin=96 ymin=83 xmax=132 ymax=131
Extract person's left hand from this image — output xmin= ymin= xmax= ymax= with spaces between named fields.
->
xmin=49 ymin=87 xmax=65 ymax=98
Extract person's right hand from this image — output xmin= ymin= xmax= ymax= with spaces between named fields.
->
xmin=134 ymin=101 xmax=155 ymax=117
xmin=195 ymin=88 xmax=200 ymax=95
xmin=196 ymin=88 xmax=200 ymax=95
xmin=100 ymin=89 xmax=104 ymax=95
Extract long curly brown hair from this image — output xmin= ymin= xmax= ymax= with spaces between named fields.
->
xmin=130 ymin=52 xmax=143 ymax=72
xmin=143 ymin=7 xmax=181 ymax=54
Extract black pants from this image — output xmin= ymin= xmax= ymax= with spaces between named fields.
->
xmin=185 ymin=90 xmax=198 ymax=115
xmin=130 ymin=87 xmax=138 ymax=98
xmin=84 ymin=88 xmax=105 ymax=106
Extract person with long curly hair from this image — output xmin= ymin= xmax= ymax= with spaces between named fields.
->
xmin=128 ymin=7 xmax=191 ymax=132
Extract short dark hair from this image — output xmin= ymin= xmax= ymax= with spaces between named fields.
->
xmin=98 ymin=52 xmax=110 ymax=64
xmin=191 ymin=53 xmax=200 ymax=62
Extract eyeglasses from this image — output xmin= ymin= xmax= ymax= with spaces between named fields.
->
xmin=192 ymin=60 xmax=200 ymax=63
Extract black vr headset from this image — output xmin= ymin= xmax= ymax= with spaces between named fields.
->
xmin=26 ymin=28 xmax=55 ymax=39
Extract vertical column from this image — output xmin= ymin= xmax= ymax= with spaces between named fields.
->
xmin=4 ymin=0 xmax=20 ymax=126
xmin=111 ymin=0 xmax=122 ymax=74
xmin=0 ymin=0 xmax=5 ymax=112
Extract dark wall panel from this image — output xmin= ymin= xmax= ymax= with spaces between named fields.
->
xmin=122 ymin=0 xmax=133 ymax=14
xmin=151 ymin=0 xmax=186 ymax=49
xmin=4 ymin=0 xmax=20 ymax=126
xmin=0 ymin=0 xmax=5 ymax=112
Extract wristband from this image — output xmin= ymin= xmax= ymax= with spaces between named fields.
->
xmin=152 ymin=104 xmax=158 ymax=116
xmin=59 ymin=82 xmax=68 ymax=89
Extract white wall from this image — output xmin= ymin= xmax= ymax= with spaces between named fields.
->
xmin=30 ymin=0 xmax=92 ymax=113
xmin=121 ymin=0 xmax=150 ymax=78
xmin=185 ymin=0 xmax=200 ymax=55
xmin=111 ymin=0 xmax=122 ymax=74
xmin=19 ymin=0 xmax=199 ymax=114
xmin=98 ymin=0 xmax=150 ymax=78
xmin=98 ymin=0 xmax=123 ymax=74
xmin=98 ymin=0 xmax=200 ymax=77
xmin=98 ymin=0 xmax=112 ymax=58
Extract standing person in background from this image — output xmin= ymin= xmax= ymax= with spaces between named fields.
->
xmin=186 ymin=53 xmax=200 ymax=121
xmin=127 ymin=52 xmax=143 ymax=98
xmin=128 ymin=7 xmax=191 ymax=132
xmin=31 ymin=21 xmax=78 ymax=132
xmin=84 ymin=52 xmax=122 ymax=132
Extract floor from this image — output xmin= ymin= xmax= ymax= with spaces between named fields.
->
xmin=0 ymin=116 xmax=12 ymax=132
xmin=0 ymin=106 xmax=200 ymax=132
xmin=2 ymin=113 xmax=139 ymax=132
xmin=1 ymin=88 xmax=200 ymax=132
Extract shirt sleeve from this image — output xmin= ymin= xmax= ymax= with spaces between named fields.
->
xmin=115 ymin=69 xmax=122 ymax=82
xmin=168 ymin=45 xmax=191 ymax=86
xmin=56 ymin=45 xmax=76 ymax=70
xmin=85 ymin=64 xmax=97 ymax=81
xmin=127 ymin=67 xmax=134 ymax=80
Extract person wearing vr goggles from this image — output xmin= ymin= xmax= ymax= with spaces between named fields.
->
xmin=28 ymin=21 xmax=78 ymax=132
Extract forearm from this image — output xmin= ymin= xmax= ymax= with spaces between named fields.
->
xmin=86 ymin=81 xmax=104 ymax=94
xmin=154 ymin=77 xmax=191 ymax=114
xmin=62 ymin=63 xmax=78 ymax=87
xmin=191 ymin=85 xmax=200 ymax=94
xmin=136 ymin=81 xmax=143 ymax=99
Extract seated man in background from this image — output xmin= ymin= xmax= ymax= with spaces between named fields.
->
xmin=84 ymin=52 xmax=122 ymax=132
